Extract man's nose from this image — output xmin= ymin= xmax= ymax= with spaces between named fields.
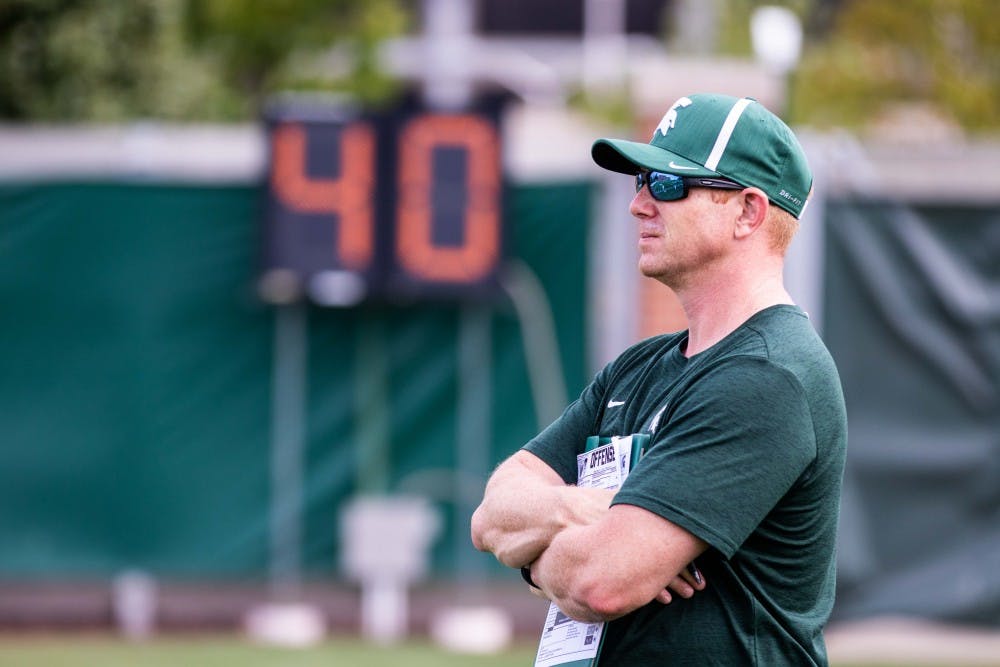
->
xmin=629 ymin=188 xmax=654 ymax=219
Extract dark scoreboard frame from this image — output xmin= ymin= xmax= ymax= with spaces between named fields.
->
xmin=261 ymin=93 xmax=508 ymax=305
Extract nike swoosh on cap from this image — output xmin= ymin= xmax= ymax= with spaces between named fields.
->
xmin=668 ymin=161 xmax=699 ymax=171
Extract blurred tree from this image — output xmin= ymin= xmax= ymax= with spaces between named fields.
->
xmin=790 ymin=0 xmax=999 ymax=132
xmin=0 ymin=0 xmax=409 ymax=121
xmin=2 ymin=0 xmax=996 ymax=131
xmin=183 ymin=0 xmax=409 ymax=115
xmin=713 ymin=0 xmax=998 ymax=132
xmin=0 ymin=0 xmax=232 ymax=120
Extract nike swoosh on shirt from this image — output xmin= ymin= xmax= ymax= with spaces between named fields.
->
xmin=607 ymin=400 xmax=625 ymax=408
xmin=668 ymin=161 xmax=699 ymax=171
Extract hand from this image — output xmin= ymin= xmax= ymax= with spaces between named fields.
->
xmin=528 ymin=584 xmax=551 ymax=601
xmin=655 ymin=562 xmax=706 ymax=605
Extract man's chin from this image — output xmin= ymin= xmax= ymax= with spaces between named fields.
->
xmin=639 ymin=262 xmax=669 ymax=280
xmin=639 ymin=264 xmax=686 ymax=290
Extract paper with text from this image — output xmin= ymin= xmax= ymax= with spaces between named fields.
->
xmin=533 ymin=436 xmax=635 ymax=667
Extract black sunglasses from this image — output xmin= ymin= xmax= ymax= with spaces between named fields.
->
xmin=635 ymin=169 xmax=744 ymax=202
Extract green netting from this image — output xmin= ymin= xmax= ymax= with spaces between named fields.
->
xmin=0 ymin=180 xmax=591 ymax=579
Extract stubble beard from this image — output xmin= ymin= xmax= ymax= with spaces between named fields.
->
xmin=639 ymin=255 xmax=687 ymax=291
xmin=639 ymin=241 xmax=725 ymax=292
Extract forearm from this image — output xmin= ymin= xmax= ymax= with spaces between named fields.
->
xmin=472 ymin=481 xmax=571 ymax=568
xmin=529 ymin=504 xmax=709 ymax=622
xmin=470 ymin=451 xmax=614 ymax=568
xmin=531 ymin=525 xmax=615 ymax=622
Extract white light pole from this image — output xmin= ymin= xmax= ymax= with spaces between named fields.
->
xmin=752 ymin=7 xmax=823 ymax=336
xmin=750 ymin=6 xmax=803 ymax=117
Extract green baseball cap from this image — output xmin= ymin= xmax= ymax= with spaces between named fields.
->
xmin=592 ymin=93 xmax=813 ymax=219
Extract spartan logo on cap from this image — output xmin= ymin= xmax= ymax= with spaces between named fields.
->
xmin=654 ymin=97 xmax=693 ymax=138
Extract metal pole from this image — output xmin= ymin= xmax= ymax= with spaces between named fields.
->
xmin=422 ymin=0 xmax=475 ymax=111
xmin=269 ymin=301 xmax=308 ymax=599
xmin=500 ymin=260 xmax=569 ymax=429
xmin=355 ymin=312 xmax=390 ymax=494
xmin=583 ymin=0 xmax=627 ymax=98
xmin=786 ymin=133 xmax=828 ymax=335
xmin=456 ymin=305 xmax=492 ymax=579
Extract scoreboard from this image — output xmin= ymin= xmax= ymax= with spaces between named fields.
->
xmin=260 ymin=95 xmax=506 ymax=306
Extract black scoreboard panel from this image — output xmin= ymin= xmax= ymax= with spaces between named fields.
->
xmin=262 ymin=96 xmax=506 ymax=306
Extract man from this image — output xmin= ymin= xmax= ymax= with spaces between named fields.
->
xmin=471 ymin=93 xmax=847 ymax=665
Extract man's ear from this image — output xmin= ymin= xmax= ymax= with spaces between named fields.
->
xmin=733 ymin=188 xmax=769 ymax=240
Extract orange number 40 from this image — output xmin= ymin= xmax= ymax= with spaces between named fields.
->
xmin=269 ymin=112 xmax=501 ymax=288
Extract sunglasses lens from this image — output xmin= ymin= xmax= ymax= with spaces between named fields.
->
xmin=636 ymin=170 xmax=688 ymax=201
xmin=648 ymin=172 xmax=685 ymax=201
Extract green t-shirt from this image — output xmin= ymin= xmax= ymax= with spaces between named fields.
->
xmin=524 ymin=305 xmax=848 ymax=666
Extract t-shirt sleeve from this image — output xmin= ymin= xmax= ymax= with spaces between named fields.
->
xmin=521 ymin=365 xmax=609 ymax=484
xmin=611 ymin=357 xmax=816 ymax=558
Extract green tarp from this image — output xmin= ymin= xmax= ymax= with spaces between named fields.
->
xmin=0 ymin=180 xmax=591 ymax=578
xmin=824 ymin=199 xmax=1000 ymax=625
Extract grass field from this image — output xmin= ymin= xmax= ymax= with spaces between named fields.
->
xmin=2 ymin=636 xmax=536 ymax=667
xmin=0 ymin=635 xmax=963 ymax=667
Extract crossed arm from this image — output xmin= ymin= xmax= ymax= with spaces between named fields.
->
xmin=471 ymin=450 xmax=707 ymax=622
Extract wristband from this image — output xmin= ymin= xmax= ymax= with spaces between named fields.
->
xmin=520 ymin=565 xmax=539 ymax=589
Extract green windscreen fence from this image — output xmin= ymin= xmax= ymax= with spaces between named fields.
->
xmin=0 ymin=180 xmax=592 ymax=579
xmin=2 ymin=179 xmax=999 ymax=625
xmin=823 ymin=199 xmax=1000 ymax=625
